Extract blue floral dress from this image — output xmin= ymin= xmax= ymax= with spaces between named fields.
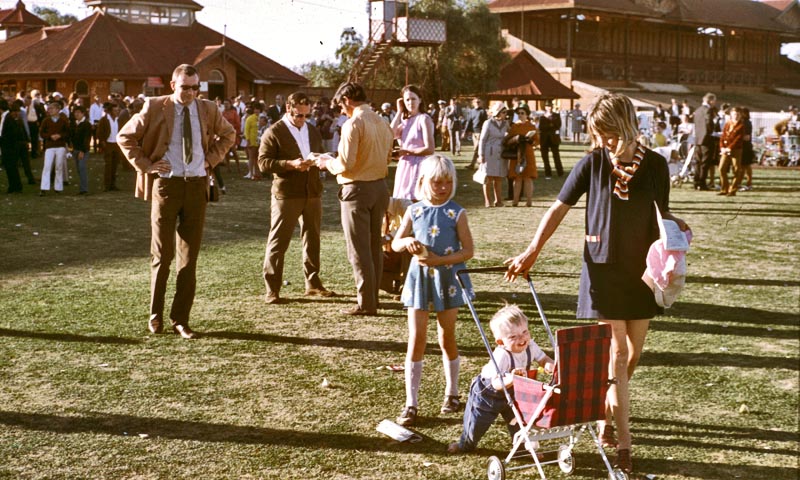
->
xmin=401 ymin=199 xmax=474 ymax=311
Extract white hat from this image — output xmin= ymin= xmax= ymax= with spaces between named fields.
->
xmin=437 ymin=100 xmax=446 ymax=105
xmin=53 ymin=91 xmax=63 ymax=98
xmin=381 ymin=102 xmax=391 ymax=110
xmin=488 ymin=102 xmax=507 ymax=117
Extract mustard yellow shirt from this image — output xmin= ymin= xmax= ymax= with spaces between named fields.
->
xmin=328 ymin=104 xmax=393 ymax=184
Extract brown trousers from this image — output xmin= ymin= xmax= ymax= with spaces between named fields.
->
xmin=440 ymin=125 xmax=450 ymax=152
xmin=262 ymin=196 xmax=324 ymax=296
xmin=103 ymin=142 xmax=124 ymax=189
xmin=150 ymin=176 xmax=208 ymax=326
xmin=719 ymin=148 xmax=744 ymax=194
xmin=339 ymin=179 xmax=389 ymax=312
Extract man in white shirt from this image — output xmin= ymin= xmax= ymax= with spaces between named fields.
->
xmin=257 ymin=92 xmax=333 ymax=304
xmin=96 ymin=102 xmax=125 ymax=191
xmin=89 ymin=95 xmax=104 ymax=153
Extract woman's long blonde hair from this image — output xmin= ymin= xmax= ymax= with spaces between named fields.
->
xmin=586 ymin=93 xmax=639 ymax=158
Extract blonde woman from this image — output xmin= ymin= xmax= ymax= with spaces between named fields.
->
xmin=505 ymin=93 xmax=689 ymax=475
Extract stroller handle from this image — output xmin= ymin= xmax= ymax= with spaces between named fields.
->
xmin=456 ymin=265 xmax=556 ymax=354
xmin=455 ymin=266 xmax=529 ymax=282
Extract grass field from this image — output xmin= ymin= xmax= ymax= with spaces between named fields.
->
xmin=0 ymin=143 xmax=798 ymax=480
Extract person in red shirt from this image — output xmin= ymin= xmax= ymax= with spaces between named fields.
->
xmin=718 ymin=106 xmax=745 ymax=196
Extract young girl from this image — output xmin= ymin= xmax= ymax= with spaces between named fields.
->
xmin=392 ymin=155 xmax=474 ymax=426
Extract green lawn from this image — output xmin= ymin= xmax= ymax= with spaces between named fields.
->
xmin=0 ymin=144 xmax=798 ymax=480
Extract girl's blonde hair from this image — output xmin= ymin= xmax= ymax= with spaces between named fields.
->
xmin=415 ymin=155 xmax=457 ymax=202
xmin=586 ymin=93 xmax=639 ymax=158
xmin=489 ymin=304 xmax=528 ymax=339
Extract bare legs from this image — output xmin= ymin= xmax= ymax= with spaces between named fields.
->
xmin=407 ymin=307 xmax=458 ymax=363
xmin=600 ymin=319 xmax=650 ymax=450
xmin=512 ymin=177 xmax=533 ymax=206
xmin=482 ymin=176 xmax=504 ymax=207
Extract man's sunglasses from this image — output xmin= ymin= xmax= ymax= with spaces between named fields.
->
xmin=179 ymin=84 xmax=201 ymax=91
xmin=292 ymin=113 xmax=313 ymax=119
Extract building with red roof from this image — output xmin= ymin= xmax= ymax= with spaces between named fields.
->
xmin=0 ymin=0 xmax=307 ymax=101
xmin=488 ymin=0 xmax=800 ymax=98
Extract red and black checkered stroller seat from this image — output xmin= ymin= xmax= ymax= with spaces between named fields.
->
xmin=513 ymin=324 xmax=611 ymax=429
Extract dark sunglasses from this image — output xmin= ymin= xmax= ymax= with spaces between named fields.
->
xmin=292 ymin=113 xmax=313 ymax=119
xmin=179 ymin=84 xmax=201 ymax=91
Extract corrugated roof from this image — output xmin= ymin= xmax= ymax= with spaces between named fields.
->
xmin=0 ymin=11 xmax=306 ymax=84
xmin=489 ymin=49 xmax=579 ymax=99
xmin=489 ymin=0 xmax=662 ymax=16
xmin=489 ymin=0 xmax=798 ymax=34
xmin=662 ymin=0 xmax=794 ymax=33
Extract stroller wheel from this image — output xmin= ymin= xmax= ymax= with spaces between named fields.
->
xmin=487 ymin=456 xmax=505 ymax=480
xmin=558 ymin=445 xmax=575 ymax=474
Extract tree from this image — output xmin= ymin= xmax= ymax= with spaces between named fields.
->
xmin=298 ymin=28 xmax=364 ymax=87
xmin=298 ymin=1 xmax=508 ymax=100
xmin=404 ymin=0 xmax=509 ymax=99
xmin=33 ymin=6 xmax=78 ymax=26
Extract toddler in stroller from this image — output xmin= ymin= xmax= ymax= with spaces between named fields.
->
xmin=448 ymin=304 xmax=554 ymax=453
xmin=380 ymin=197 xmax=413 ymax=294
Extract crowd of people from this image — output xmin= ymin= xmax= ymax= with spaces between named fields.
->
xmin=640 ymin=94 xmax=800 ymax=194
xmin=5 ymin=69 xmax=744 ymax=478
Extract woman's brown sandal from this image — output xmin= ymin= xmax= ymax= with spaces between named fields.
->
xmin=600 ymin=425 xmax=618 ymax=448
xmin=614 ymin=448 xmax=633 ymax=474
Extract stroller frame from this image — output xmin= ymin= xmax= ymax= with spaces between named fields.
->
xmin=456 ymin=267 xmax=627 ymax=480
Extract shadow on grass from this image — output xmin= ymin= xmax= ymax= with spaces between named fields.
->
xmin=633 ymin=415 xmax=798 ymax=446
xmin=649 ymin=319 xmax=798 ymax=340
xmin=687 ymin=275 xmax=800 ymax=287
xmin=0 ymin=328 xmax=141 ymax=345
xmin=478 ymin=444 xmax=798 ymax=480
xmin=0 ymin=410 xmax=444 ymax=454
xmin=638 ymin=350 xmax=798 ymax=370
xmin=668 ymin=206 xmax=800 ymax=217
xmin=203 ymin=331 xmax=489 ymax=357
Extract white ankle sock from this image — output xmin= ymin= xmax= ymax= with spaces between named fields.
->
xmin=405 ymin=360 xmax=424 ymax=407
xmin=443 ymin=355 xmax=460 ymax=397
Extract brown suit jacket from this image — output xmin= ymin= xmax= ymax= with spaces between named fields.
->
xmin=116 ymin=95 xmax=235 ymax=200
xmin=95 ymin=114 xmax=127 ymax=149
xmin=258 ymin=118 xmax=324 ymax=200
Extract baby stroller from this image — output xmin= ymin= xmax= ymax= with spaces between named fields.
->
xmin=670 ymin=144 xmax=696 ymax=188
xmin=456 ymin=267 xmax=627 ymax=480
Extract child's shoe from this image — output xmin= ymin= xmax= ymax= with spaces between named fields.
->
xmin=396 ymin=406 xmax=417 ymax=426
xmin=440 ymin=395 xmax=461 ymax=414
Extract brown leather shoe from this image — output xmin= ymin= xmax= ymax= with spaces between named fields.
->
xmin=265 ymin=293 xmax=286 ymax=304
xmin=148 ymin=315 xmax=163 ymax=334
xmin=304 ymin=288 xmax=335 ymax=297
xmin=340 ymin=306 xmax=377 ymax=316
xmin=173 ymin=324 xmax=198 ymax=339
xmin=614 ymin=448 xmax=632 ymax=474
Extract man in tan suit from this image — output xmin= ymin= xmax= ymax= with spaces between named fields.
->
xmin=319 ymin=82 xmax=393 ymax=316
xmin=117 ymin=64 xmax=235 ymax=339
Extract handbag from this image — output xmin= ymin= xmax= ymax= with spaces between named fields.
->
xmin=501 ymin=136 xmax=518 ymax=160
xmin=472 ymin=164 xmax=487 ymax=184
